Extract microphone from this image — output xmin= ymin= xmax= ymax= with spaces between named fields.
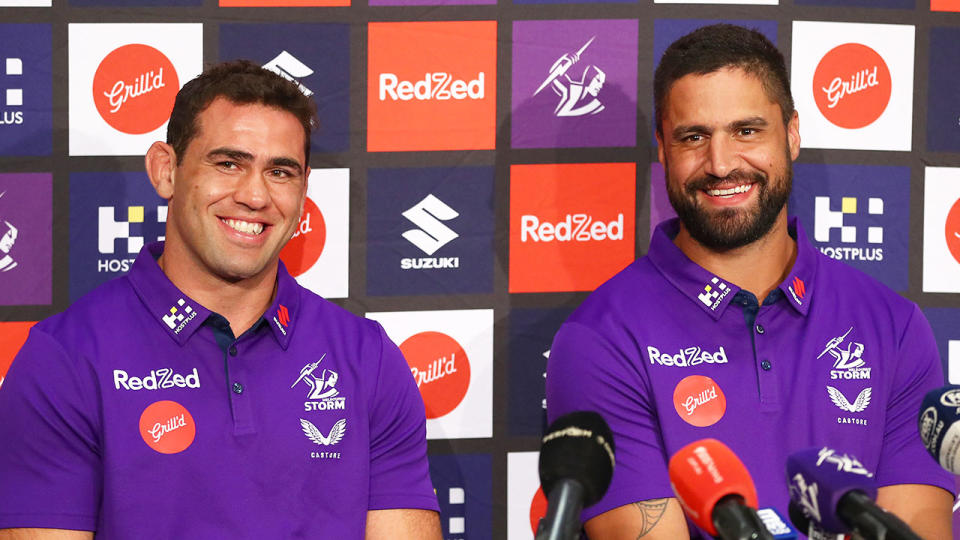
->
xmin=787 ymin=501 xmax=848 ymax=540
xmin=918 ymin=384 xmax=960 ymax=473
xmin=535 ymin=411 xmax=615 ymax=540
xmin=756 ymin=507 xmax=798 ymax=539
xmin=668 ymin=438 xmax=773 ymax=540
xmin=785 ymin=447 xmax=921 ymax=540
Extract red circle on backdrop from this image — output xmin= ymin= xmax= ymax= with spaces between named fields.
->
xmin=945 ymin=198 xmax=960 ymax=265
xmin=672 ymin=375 xmax=726 ymax=427
xmin=93 ymin=44 xmax=179 ymax=135
xmin=399 ymin=331 xmax=471 ymax=419
xmin=812 ymin=43 xmax=891 ymax=130
xmin=529 ymin=486 xmax=549 ymax=534
xmin=280 ymin=197 xmax=326 ymax=276
xmin=139 ymin=400 xmax=196 ymax=454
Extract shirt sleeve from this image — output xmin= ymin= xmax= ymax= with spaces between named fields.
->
xmin=546 ymin=320 xmax=673 ymax=521
xmin=366 ymin=323 xmax=440 ymax=512
xmin=875 ymin=304 xmax=955 ymax=495
xmin=0 ymin=327 xmax=102 ymax=531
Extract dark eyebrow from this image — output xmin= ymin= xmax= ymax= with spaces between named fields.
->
xmin=671 ymin=124 xmax=712 ymax=140
xmin=207 ymin=147 xmax=254 ymax=162
xmin=729 ymin=117 xmax=769 ymax=131
xmin=207 ymin=148 xmax=303 ymax=175
xmin=269 ymin=157 xmax=304 ymax=175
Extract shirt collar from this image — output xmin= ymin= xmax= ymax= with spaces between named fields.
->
xmin=128 ymin=242 xmax=300 ymax=348
xmin=647 ymin=216 xmax=817 ymax=319
xmin=647 ymin=218 xmax=741 ymax=321
xmin=776 ymin=217 xmax=817 ymax=316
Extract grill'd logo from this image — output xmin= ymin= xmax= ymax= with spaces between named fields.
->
xmin=400 ymin=331 xmax=471 ymax=419
xmin=138 ymin=400 xmax=196 ymax=454
xmin=279 ymin=197 xmax=326 ymax=277
xmin=813 ymin=43 xmax=891 ymax=130
xmin=92 ymin=44 xmax=179 ymax=134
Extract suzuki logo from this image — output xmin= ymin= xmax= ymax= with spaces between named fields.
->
xmin=401 ymin=194 xmax=459 ymax=256
xmin=262 ymin=51 xmax=314 ymax=97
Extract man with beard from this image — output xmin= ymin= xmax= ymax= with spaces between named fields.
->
xmin=546 ymin=24 xmax=952 ymax=539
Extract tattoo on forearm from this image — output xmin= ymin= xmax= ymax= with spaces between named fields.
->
xmin=633 ymin=498 xmax=668 ymax=538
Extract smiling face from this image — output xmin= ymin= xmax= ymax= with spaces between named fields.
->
xmin=155 ymin=97 xmax=308 ymax=284
xmin=657 ymin=67 xmax=800 ymax=251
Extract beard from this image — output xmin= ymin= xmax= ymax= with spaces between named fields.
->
xmin=665 ymin=155 xmax=792 ymax=252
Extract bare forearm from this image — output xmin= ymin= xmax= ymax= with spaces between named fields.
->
xmin=876 ymin=484 xmax=953 ymax=540
xmin=0 ymin=530 xmax=93 ymax=540
xmin=584 ymin=498 xmax=690 ymax=539
xmin=365 ymin=508 xmax=441 ymax=540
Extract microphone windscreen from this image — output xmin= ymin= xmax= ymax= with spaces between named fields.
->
xmin=667 ymin=438 xmax=758 ymax=536
xmin=919 ymin=385 xmax=960 ymax=474
xmin=538 ymin=411 xmax=615 ymax=507
xmin=785 ymin=447 xmax=876 ymax=534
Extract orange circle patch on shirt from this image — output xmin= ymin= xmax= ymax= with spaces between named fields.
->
xmin=139 ymin=400 xmax=196 ymax=454
xmin=672 ymin=375 xmax=726 ymax=427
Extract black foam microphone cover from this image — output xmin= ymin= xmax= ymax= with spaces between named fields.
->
xmin=538 ymin=411 xmax=616 ymax=507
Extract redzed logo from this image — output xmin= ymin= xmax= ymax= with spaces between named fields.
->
xmin=280 ymin=197 xmax=326 ymax=277
xmin=945 ymin=198 xmax=960 ymax=265
xmin=672 ymin=375 xmax=726 ymax=427
xmin=509 ymin=163 xmax=635 ymax=293
xmin=931 ymin=0 xmax=960 ymax=10
xmin=792 ymin=277 xmax=806 ymax=300
xmin=139 ymin=400 xmax=196 ymax=454
xmin=813 ymin=43 xmax=891 ymax=129
xmin=367 ymin=21 xmax=496 ymax=152
xmin=0 ymin=321 xmax=35 ymax=386
xmin=529 ymin=486 xmax=548 ymax=534
xmin=92 ymin=44 xmax=179 ymax=135
xmin=399 ymin=331 xmax=471 ymax=419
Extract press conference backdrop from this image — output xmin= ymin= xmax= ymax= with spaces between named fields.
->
xmin=1 ymin=0 xmax=959 ymax=537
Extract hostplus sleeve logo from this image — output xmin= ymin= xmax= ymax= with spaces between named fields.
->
xmin=511 ymin=20 xmax=638 ymax=149
xmin=791 ymin=21 xmax=914 ymax=151
xmin=162 ymin=298 xmax=196 ymax=334
xmin=697 ymin=277 xmax=730 ymax=310
xmin=367 ymin=167 xmax=493 ymax=296
xmin=0 ymin=25 xmax=52 ymax=156
xmin=791 ymin=163 xmax=909 ymax=291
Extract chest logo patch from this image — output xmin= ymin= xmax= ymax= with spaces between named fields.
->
xmin=827 ymin=386 xmax=872 ymax=413
xmin=139 ymin=400 xmax=196 ymax=454
xmin=293 ymin=354 xmax=346 ymax=412
xmin=300 ymin=418 xmax=346 ymax=446
xmin=672 ymin=375 xmax=726 ymax=427
xmin=819 ymin=326 xmax=871 ymax=380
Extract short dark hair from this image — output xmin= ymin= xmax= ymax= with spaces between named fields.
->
xmin=166 ymin=60 xmax=317 ymax=166
xmin=654 ymin=24 xmax=794 ymax=135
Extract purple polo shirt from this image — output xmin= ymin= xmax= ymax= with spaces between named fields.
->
xmin=547 ymin=218 xmax=952 ymax=537
xmin=0 ymin=242 xmax=438 ymax=538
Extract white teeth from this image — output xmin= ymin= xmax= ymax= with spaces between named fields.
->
xmin=706 ymin=184 xmax=752 ymax=197
xmin=223 ymin=219 xmax=264 ymax=235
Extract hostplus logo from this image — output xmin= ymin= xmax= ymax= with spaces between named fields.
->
xmin=697 ymin=277 xmax=730 ymax=310
xmin=99 ymin=205 xmax=167 ymax=273
xmin=519 ymin=213 xmax=623 ymax=243
xmin=533 ymin=37 xmax=605 ymax=118
xmin=441 ymin=486 xmax=467 ymax=537
xmin=263 ymin=51 xmax=314 ymax=97
xmin=401 ymin=194 xmax=460 ymax=270
xmin=1 ymin=58 xmax=23 ymax=126
xmin=379 ymin=72 xmax=485 ymax=102
xmin=818 ymin=326 xmax=871 ymax=380
xmin=162 ymin=298 xmax=197 ymax=335
xmin=814 ymin=196 xmax=884 ymax=262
